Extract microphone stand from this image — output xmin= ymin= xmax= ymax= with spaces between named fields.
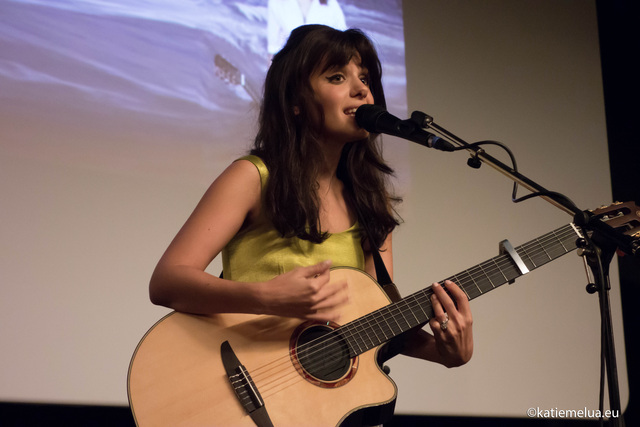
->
xmin=411 ymin=110 xmax=630 ymax=426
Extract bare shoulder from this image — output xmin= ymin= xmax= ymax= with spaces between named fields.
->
xmin=160 ymin=159 xmax=263 ymax=269
xmin=182 ymin=157 xmax=264 ymax=235
xmin=214 ymin=158 xmax=261 ymax=188
xmin=202 ymin=158 xmax=262 ymax=214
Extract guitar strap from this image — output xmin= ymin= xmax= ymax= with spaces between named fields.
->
xmin=355 ymin=207 xmax=410 ymax=365
xmin=352 ymin=199 xmax=399 ymax=302
xmin=371 ymin=248 xmax=401 ymax=302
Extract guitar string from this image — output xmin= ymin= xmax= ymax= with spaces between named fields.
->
xmin=229 ymin=208 xmax=627 ymax=406
xmin=240 ymin=224 xmax=580 ymax=400
xmin=250 ymin=238 xmax=580 ymax=401
xmin=245 ymin=224 xmax=580 ymax=399
xmin=227 ymin=205 xmax=630 ymax=406
xmin=263 ymin=223 xmax=580 ymax=370
xmin=254 ymin=210 xmax=631 ymax=398
xmin=243 ymin=224 xmax=579 ymax=398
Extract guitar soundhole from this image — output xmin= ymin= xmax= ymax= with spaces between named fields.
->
xmin=290 ymin=322 xmax=357 ymax=388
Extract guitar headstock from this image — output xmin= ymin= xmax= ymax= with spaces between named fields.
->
xmin=589 ymin=201 xmax=640 ymax=256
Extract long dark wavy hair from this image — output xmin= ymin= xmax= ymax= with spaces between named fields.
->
xmin=251 ymin=25 xmax=401 ymax=248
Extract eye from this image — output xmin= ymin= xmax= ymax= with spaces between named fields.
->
xmin=360 ymin=75 xmax=370 ymax=86
xmin=326 ymin=74 xmax=345 ymax=83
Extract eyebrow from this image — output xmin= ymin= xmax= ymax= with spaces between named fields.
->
xmin=322 ymin=63 xmax=369 ymax=75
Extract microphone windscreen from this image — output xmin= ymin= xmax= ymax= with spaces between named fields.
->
xmin=355 ymin=104 xmax=386 ymax=132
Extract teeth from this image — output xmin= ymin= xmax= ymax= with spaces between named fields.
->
xmin=345 ymin=108 xmax=357 ymax=115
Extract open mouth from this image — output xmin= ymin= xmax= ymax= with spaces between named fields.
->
xmin=344 ymin=107 xmax=358 ymax=116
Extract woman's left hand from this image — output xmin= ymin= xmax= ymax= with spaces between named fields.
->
xmin=428 ymin=280 xmax=474 ymax=367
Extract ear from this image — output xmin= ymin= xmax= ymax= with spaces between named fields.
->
xmin=293 ymin=106 xmax=300 ymax=115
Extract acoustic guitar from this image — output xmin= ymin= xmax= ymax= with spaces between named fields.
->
xmin=128 ymin=202 xmax=639 ymax=426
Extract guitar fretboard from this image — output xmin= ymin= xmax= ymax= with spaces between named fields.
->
xmin=339 ymin=223 xmax=582 ymax=357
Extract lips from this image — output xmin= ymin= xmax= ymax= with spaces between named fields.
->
xmin=345 ymin=103 xmax=374 ymax=116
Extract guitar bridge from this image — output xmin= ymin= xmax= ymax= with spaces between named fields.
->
xmin=220 ymin=341 xmax=274 ymax=427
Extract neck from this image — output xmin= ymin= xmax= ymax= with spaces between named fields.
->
xmin=316 ymin=140 xmax=346 ymax=180
xmin=315 ymin=143 xmax=346 ymax=202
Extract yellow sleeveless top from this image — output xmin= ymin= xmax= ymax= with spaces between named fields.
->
xmin=221 ymin=155 xmax=365 ymax=282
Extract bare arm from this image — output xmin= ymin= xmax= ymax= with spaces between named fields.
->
xmin=149 ymin=160 xmax=348 ymax=322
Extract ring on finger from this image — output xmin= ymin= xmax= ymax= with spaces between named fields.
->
xmin=440 ymin=313 xmax=449 ymax=332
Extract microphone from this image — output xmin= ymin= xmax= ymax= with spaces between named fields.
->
xmin=355 ymin=104 xmax=455 ymax=151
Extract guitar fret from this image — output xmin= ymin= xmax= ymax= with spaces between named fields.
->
xmin=550 ymin=240 xmax=570 ymax=258
xmin=396 ymin=304 xmax=412 ymax=330
xmin=527 ymin=231 xmax=569 ymax=269
xmin=345 ymin=293 xmax=431 ymax=356
xmin=350 ymin=317 xmax=375 ymax=351
xmin=390 ymin=306 xmax=406 ymax=333
xmin=553 ymin=228 xmax=569 ymax=252
xmin=554 ymin=232 xmax=574 ymax=257
xmin=527 ymin=240 xmax=548 ymax=268
xmin=369 ymin=315 xmax=388 ymax=345
xmin=501 ymin=262 xmax=521 ymax=284
xmin=521 ymin=241 xmax=540 ymax=270
xmin=339 ymin=223 xmax=585 ymax=357
xmin=492 ymin=256 xmax=510 ymax=283
xmin=381 ymin=312 xmax=394 ymax=338
xmin=380 ymin=308 xmax=395 ymax=338
xmin=409 ymin=300 xmax=422 ymax=324
xmin=467 ymin=265 xmax=495 ymax=294
xmin=477 ymin=263 xmax=497 ymax=290
xmin=348 ymin=322 xmax=366 ymax=350
xmin=485 ymin=257 xmax=508 ymax=288
xmin=414 ymin=293 xmax=431 ymax=323
xmin=536 ymin=237 xmax=553 ymax=261
xmin=454 ymin=272 xmax=482 ymax=299
xmin=350 ymin=323 xmax=369 ymax=353
xmin=360 ymin=322 xmax=376 ymax=348
xmin=468 ymin=270 xmax=483 ymax=294
xmin=458 ymin=283 xmax=471 ymax=300
xmin=518 ymin=244 xmax=537 ymax=269
xmin=477 ymin=274 xmax=495 ymax=294
xmin=390 ymin=305 xmax=411 ymax=332
xmin=362 ymin=314 xmax=384 ymax=348
xmin=383 ymin=313 xmax=401 ymax=338
xmin=342 ymin=331 xmax=360 ymax=357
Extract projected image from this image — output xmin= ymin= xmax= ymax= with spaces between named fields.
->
xmin=0 ymin=0 xmax=409 ymax=407
xmin=1 ymin=0 xmax=407 ymax=177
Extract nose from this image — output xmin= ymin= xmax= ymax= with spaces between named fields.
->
xmin=351 ymin=79 xmax=370 ymax=99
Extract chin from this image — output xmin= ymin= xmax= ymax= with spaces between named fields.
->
xmin=347 ymin=134 xmax=370 ymax=144
xmin=354 ymin=130 xmax=370 ymax=141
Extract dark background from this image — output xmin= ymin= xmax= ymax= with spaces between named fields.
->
xmin=1 ymin=0 xmax=637 ymax=425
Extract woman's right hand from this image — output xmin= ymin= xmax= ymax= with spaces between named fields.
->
xmin=259 ymin=260 xmax=349 ymax=323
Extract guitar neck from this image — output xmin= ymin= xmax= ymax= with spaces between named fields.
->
xmin=340 ymin=223 xmax=582 ymax=357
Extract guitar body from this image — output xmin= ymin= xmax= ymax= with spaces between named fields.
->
xmin=128 ymin=201 xmax=640 ymax=426
xmin=127 ymin=268 xmax=397 ymax=426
